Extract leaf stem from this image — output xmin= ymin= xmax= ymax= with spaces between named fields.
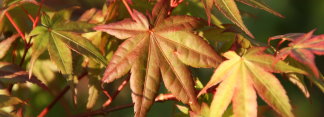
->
xmin=72 ymin=93 xmax=177 ymax=117
xmin=20 ymin=6 xmax=35 ymax=23
xmin=5 ymin=12 xmax=27 ymax=44
xmin=5 ymin=11 xmax=30 ymax=94
xmin=122 ymin=0 xmax=136 ymax=20
xmin=37 ymin=71 xmax=88 ymax=117
xmin=19 ymin=44 xmax=31 ymax=66
xmin=19 ymin=0 xmax=45 ymax=67
xmin=33 ymin=0 xmax=45 ymax=28
xmin=17 ymin=107 xmax=24 ymax=117
xmin=74 ymin=103 xmax=134 ymax=117
xmin=37 ymin=86 xmax=70 ymax=117
xmin=102 ymin=76 xmax=130 ymax=107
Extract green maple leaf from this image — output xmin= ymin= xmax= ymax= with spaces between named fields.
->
xmin=199 ymin=47 xmax=306 ymax=117
xmin=29 ymin=13 xmax=106 ymax=76
xmin=269 ymin=29 xmax=324 ymax=78
xmin=28 ymin=12 xmax=106 ymax=104
xmin=202 ymin=0 xmax=283 ymax=38
xmin=94 ymin=2 xmax=222 ymax=116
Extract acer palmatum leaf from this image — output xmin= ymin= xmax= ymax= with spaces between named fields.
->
xmin=29 ymin=13 xmax=106 ymax=105
xmin=235 ymin=0 xmax=284 ymax=18
xmin=214 ymin=0 xmax=254 ymax=38
xmin=199 ymin=47 xmax=306 ymax=117
xmin=95 ymin=9 xmax=222 ymax=116
xmin=202 ymin=0 xmax=283 ymax=38
xmin=202 ymin=0 xmax=252 ymax=37
xmin=269 ymin=29 xmax=324 ymax=77
xmin=0 ymin=34 xmax=19 ymax=59
xmin=29 ymin=13 xmax=107 ymax=78
xmin=0 ymin=62 xmax=48 ymax=90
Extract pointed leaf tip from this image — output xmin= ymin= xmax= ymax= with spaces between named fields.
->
xmin=0 ymin=62 xmax=48 ymax=90
xmin=0 ymin=34 xmax=19 ymax=59
xmin=204 ymin=47 xmax=294 ymax=117
xmin=213 ymin=0 xmax=254 ymax=38
xmin=236 ymin=0 xmax=285 ymax=18
xmin=271 ymin=29 xmax=323 ymax=77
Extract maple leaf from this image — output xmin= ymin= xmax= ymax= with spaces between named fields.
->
xmin=29 ymin=12 xmax=106 ymax=75
xmin=28 ymin=12 xmax=106 ymax=105
xmin=235 ymin=0 xmax=284 ymax=18
xmin=269 ymin=30 xmax=324 ymax=77
xmin=94 ymin=4 xmax=222 ymax=116
xmin=202 ymin=0 xmax=283 ymax=38
xmin=199 ymin=47 xmax=306 ymax=117
xmin=0 ymin=62 xmax=48 ymax=90
xmin=0 ymin=95 xmax=24 ymax=108
xmin=0 ymin=34 xmax=19 ymax=59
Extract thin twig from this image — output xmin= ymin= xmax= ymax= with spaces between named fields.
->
xmin=37 ymin=86 xmax=70 ymax=117
xmin=5 ymin=12 xmax=26 ymax=44
xmin=37 ymin=71 xmax=88 ymax=117
xmin=74 ymin=103 xmax=134 ymax=117
xmin=72 ymin=93 xmax=177 ymax=117
xmin=20 ymin=6 xmax=35 ymax=22
xmin=7 ymin=0 xmax=44 ymax=93
xmin=7 ymin=33 xmax=30 ymax=94
xmin=33 ymin=0 xmax=45 ymax=28
xmin=122 ymin=0 xmax=136 ymax=20
xmin=19 ymin=44 xmax=31 ymax=66
xmin=102 ymin=76 xmax=130 ymax=107
xmin=19 ymin=0 xmax=45 ymax=66
xmin=17 ymin=107 xmax=23 ymax=117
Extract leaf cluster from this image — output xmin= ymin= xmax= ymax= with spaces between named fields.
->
xmin=0 ymin=0 xmax=323 ymax=117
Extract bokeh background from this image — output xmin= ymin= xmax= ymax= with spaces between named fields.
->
xmin=1 ymin=0 xmax=323 ymax=117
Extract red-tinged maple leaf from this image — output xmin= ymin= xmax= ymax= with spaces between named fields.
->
xmin=94 ymin=2 xmax=222 ymax=117
xmin=269 ymin=30 xmax=324 ymax=77
xmin=0 ymin=62 xmax=48 ymax=90
xmin=202 ymin=0 xmax=283 ymax=38
xmin=198 ymin=47 xmax=306 ymax=117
